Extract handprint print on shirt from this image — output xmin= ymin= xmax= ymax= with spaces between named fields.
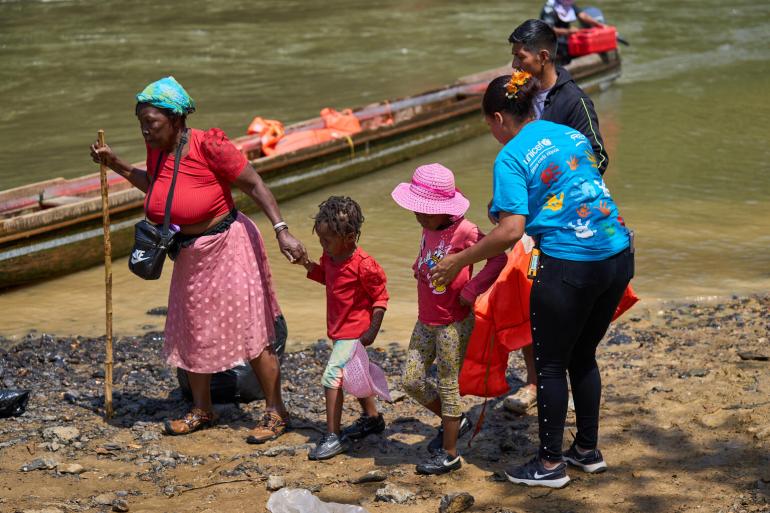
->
xmin=594 ymin=179 xmax=610 ymax=197
xmin=540 ymin=163 xmax=562 ymax=188
xmin=568 ymin=180 xmax=598 ymax=203
xmin=566 ymin=219 xmax=595 ymax=239
xmin=543 ymin=192 xmax=565 ymax=212
xmin=584 ymin=150 xmax=598 ymax=168
xmin=594 ymin=201 xmax=611 ymax=217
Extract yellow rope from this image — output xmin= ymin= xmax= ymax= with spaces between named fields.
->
xmin=343 ymin=135 xmax=355 ymax=157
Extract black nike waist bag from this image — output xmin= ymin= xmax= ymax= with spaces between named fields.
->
xmin=128 ymin=131 xmax=187 ymax=281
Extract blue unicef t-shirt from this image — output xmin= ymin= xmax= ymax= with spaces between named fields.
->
xmin=490 ymin=120 xmax=629 ymax=261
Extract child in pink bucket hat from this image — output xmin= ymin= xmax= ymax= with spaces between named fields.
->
xmin=392 ymin=163 xmax=507 ymax=475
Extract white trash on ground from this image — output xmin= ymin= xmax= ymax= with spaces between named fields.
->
xmin=267 ymin=488 xmax=370 ymax=513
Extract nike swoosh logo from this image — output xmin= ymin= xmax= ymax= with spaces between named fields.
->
xmin=131 ymin=255 xmax=151 ymax=264
xmin=533 ymin=471 xmax=557 ymax=479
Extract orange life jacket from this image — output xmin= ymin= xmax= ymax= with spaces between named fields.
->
xmin=273 ymin=108 xmax=363 ymax=156
xmin=246 ymin=117 xmax=285 ymax=156
xmin=459 ymin=239 xmax=639 ymax=398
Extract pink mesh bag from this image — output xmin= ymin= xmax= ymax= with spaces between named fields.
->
xmin=342 ymin=341 xmax=392 ymax=402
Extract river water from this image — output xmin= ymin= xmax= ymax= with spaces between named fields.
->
xmin=1 ymin=0 xmax=769 ymax=345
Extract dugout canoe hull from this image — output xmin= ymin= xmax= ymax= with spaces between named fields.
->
xmin=0 ymin=51 xmax=621 ymax=289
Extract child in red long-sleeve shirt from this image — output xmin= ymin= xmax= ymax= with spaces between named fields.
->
xmin=302 ymin=196 xmax=389 ymax=461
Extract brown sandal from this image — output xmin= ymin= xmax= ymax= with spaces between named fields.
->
xmin=246 ymin=411 xmax=290 ymax=444
xmin=163 ymin=408 xmax=218 ymax=436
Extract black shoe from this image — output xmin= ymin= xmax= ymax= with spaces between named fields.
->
xmin=504 ymin=456 xmax=570 ymax=488
xmin=308 ymin=432 xmax=349 ymax=461
xmin=427 ymin=414 xmax=473 ymax=454
xmin=341 ymin=413 xmax=386 ymax=441
xmin=564 ymin=442 xmax=607 ymax=473
xmin=415 ymin=448 xmax=462 ymax=475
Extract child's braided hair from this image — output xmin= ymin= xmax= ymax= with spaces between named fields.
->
xmin=312 ymin=196 xmax=364 ymax=241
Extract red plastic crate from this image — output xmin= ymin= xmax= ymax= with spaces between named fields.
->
xmin=567 ymin=26 xmax=618 ymax=57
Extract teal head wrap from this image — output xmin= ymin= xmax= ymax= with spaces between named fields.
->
xmin=135 ymin=76 xmax=196 ymax=116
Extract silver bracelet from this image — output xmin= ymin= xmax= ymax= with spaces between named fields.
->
xmin=273 ymin=221 xmax=288 ymax=233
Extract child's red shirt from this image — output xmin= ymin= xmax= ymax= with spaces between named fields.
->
xmin=307 ymin=247 xmax=389 ymax=341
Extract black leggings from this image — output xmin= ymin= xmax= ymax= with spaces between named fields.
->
xmin=530 ymin=248 xmax=634 ymax=462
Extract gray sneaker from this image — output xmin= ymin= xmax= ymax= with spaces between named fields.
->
xmin=308 ymin=432 xmax=349 ymax=461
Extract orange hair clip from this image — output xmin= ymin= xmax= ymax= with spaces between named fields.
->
xmin=505 ymin=69 xmax=532 ymax=99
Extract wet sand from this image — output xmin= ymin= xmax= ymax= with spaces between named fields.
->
xmin=0 ymin=294 xmax=768 ymax=512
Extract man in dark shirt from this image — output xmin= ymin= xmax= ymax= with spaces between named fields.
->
xmin=509 ymin=18 xmax=608 ymax=175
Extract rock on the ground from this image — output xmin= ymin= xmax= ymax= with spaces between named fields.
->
xmin=266 ymin=475 xmax=286 ymax=491
xmin=94 ymin=493 xmax=117 ymax=506
xmin=439 ymin=492 xmax=475 ymax=513
xmin=351 ymin=469 xmax=388 ymax=484
xmin=263 ymin=444 xmax=311 ymax=457
xmin=20 ymin=458 xmax=58 ymax=472
xmin=42 ymin=426 xmax=80 ymax=443
xmin=390 ymin=390 xmax=407 ymax=402
xmin=58 ymin=463 xmax=85 ymax=474
xmin=112 ymin=499 xmax=130 ymax=512
xmin=375 ymin=483 xmax=415 ymax=504
xmin=139 ymin=431 xmax=160 ymax=442
xmin=754 ymin=425 xmax=770 ymax=440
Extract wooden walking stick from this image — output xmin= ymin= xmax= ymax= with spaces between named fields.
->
xmin=97 ymin=130 xmax=114 ymax=419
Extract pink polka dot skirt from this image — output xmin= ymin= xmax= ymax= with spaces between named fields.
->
xmin=163 ymin=213 xmax=281 ymax=374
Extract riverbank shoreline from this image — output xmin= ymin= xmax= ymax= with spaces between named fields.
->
xmin=1 ymin=294 xmax=768 ymax=512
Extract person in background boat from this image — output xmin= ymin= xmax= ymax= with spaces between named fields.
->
xmin=391 ymin=164 xmax=506 ymax=475
xmin=431 ymin=70 xmax=633 ymax=488
xmin=540 ymin=0 xmax=604 ymax=63
xmin=89 ymin=76 xmax=305 ymax=442
xmin=301 ymin=196 xmax=389 ymax=461
xmin=497 ymin=17 xmax=610 ymax=416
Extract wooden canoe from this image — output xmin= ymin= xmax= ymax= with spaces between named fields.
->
xmin=0 ymin=51 xmax=621 ymax=289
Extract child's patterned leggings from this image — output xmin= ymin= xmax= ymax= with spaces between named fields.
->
xmin=402 ymin=315 xmax=474 ymax=417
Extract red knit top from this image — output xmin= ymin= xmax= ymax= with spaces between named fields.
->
xmin=144 ymin=128 xmax=247 ymax=225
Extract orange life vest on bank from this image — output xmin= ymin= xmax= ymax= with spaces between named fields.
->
xmin=458 ymin=238 xmax=639 ymax=398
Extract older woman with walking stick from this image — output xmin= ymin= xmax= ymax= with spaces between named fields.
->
xmin=89 ymin=77 xmax=305 ymax=442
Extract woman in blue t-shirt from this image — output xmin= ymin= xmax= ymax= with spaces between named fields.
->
xmin=430 ymin=70 xmax=634 ymax=489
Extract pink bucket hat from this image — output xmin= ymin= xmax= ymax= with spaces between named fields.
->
xmin=342 ymin=341 xmax=392 ymax=402
xmin=391 ymin=163 xmax=470 ymax=216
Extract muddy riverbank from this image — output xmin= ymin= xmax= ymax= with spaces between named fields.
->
xmin=0 ymin=294 xmax=768 ymax=513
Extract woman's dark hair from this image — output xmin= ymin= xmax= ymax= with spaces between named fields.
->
xmin=508 ymin=19 xmax=558 ymax=56
xmin=313 ymin=196 xmax=364 ymax=241
xmin=482 ymin=74 xmax=541 ymax=123
xmin=135 ymin=102 xmax=187 ymax=126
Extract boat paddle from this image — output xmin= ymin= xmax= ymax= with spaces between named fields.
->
xmin=97 ymin=130 xmax=114 ymax=420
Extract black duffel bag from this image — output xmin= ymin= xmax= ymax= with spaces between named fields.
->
xmin=0 ymin=389 xmax=30 ymax=418
xmin=177 ymin=315 xmax=288 ymax=403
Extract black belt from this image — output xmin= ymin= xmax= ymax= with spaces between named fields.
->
xmin=169 ymin=208 xmax=238 ymax=259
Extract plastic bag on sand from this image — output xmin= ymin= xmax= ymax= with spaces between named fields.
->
xmin=267 ymin=488 xmax=369 ymax=513
xmin=0 ymin=389 xmax=30 ymax=418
